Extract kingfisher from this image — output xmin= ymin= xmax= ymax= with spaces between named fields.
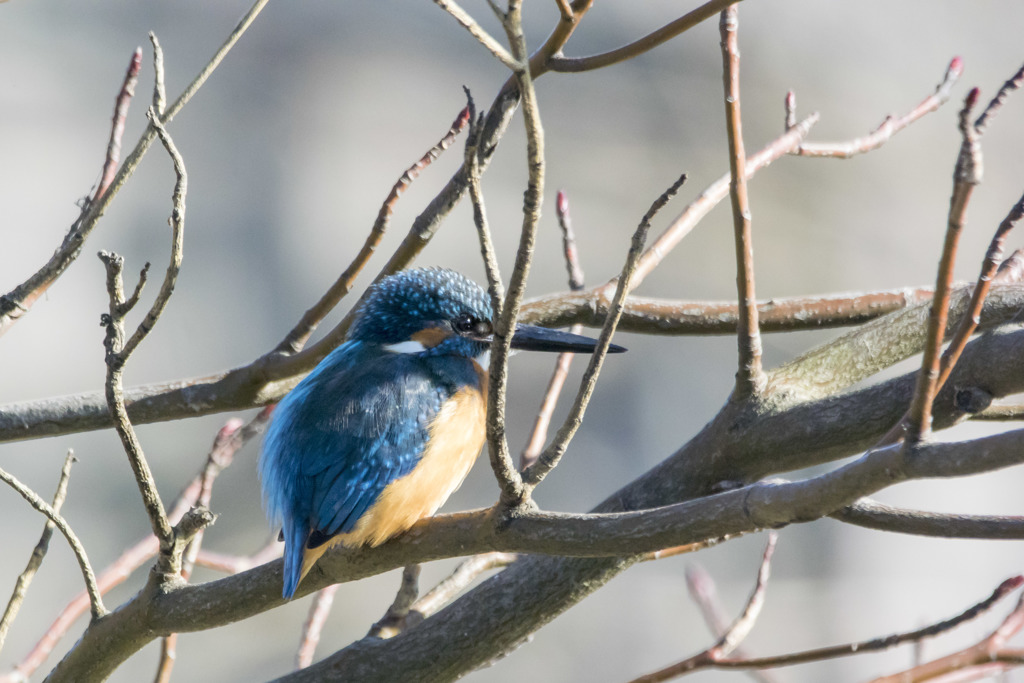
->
xmin=259 ymin=267 xmax=625 ymax=599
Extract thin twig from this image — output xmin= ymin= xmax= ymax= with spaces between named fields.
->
xmin=904 ymin=88 xmax=982 ymax=445
xmin=99 ymin=107 xmax=190 ymax=556
xmin=630 ymin=576 xmax=1023 ymax=682
xmin=5 ymin=410 xmax=270 ymax=682
xmin=0 ymin=452 xmax=75 ymax=652
xmin=870 ymin=589 xmax=1024 ymax=683
xmin=154 ymin=417 xmax=246 ymax=683
xmin=192 ymin=540 xmax=282 ymax=574
xmin=684 ymin=563 xmax=782 ymax=683
xmin=546 ymin=0 xmax=740 ymax=73
xmin=149 ymin=32 xmax=166 ymax=116
xmin=795 ymin=56 xmax=963 ymax=157
xmin=714 ymin=532 xmax=777 ymax=656
xmin=294 ymin=585 xmax=339 ymax=670
xmin=523 ymin=174 xmax=687 ymax=490
xmin=365 ymin=565 xmax=422 ymax=639
xmin=973 ymin=61 xmax=1024 ymax=133
xmin=407 ymin=553 xmax=516 ymax=623
xmin=464 ymin=89 xmax=504 ymax=314
xmin=935 ymin=191 xmax=1024 ymax=391
xmin=97 ymin=48 xmax=143 ymax=201
xmin=720 ymin=5 xmax=765 ymax=399
xmin=432 ymin=0 xmax=522 ymax=71
xmin=0 ymin=464 xmax=105 ymax=619
xmin=486 ymin=0 xmax=542 ymax=508
xmin=0 ymin=46 xmax=142 ymax=336
xmin=521 ymin=189 xmax=585 ymax=470
xmin=0 ymin=1 xmax=267 ymax=337
xmin=274 ymin=103 xmax=471 ymax=355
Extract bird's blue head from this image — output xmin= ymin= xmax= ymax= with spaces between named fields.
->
xmin=348 ymin=267 xmax=627 ymax=360
xmin=349 ymin=268 xmax=494 ymax=359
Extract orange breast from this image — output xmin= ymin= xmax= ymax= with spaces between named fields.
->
xmin=299 ymin=376 xmax=487 ymax=580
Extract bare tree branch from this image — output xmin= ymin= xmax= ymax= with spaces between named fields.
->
xmin=0 ymin=452 xmax=75 ymax=652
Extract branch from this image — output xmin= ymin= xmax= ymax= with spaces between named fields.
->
xmin=294 ymin=585 xmax=339 ymax=670
xmin=44 ymin=421 xmax=1024 ymax=682
xmin=0 ymin=47 xmax=141 ymax=336
xmin=463 ymin=91 xmax=504 ymax=314
xmin=870 ymin=586 xmax=1024 ymax=683
xmin=522 ymin=174 xmax=686 ymax=489
xmin=720 ymin=4 xmax=765 ymax=399
xmin=3 ymin=410 xmax=270 ymax=683
xmin=0 ymin=0 xmax=268 ymax=337
xmin=521 ymin=286 xmax=935 ymax=334
xmin=521 ymin=189 xmax=584 ymax=470
xmin=684 ymin=563 xmax=782 ymax=683
xmin=545 ymin=0 xmax=740 ymax=73
xmin=904 ymin=88 xmax=982 ymax=444
xmin=98 ymin=107 xmax=190 ymax=555
xmin=485 ymin=1 xmax=542 ymax=508
xmin=831 ymin=499 xmax=1024 ymax=539
xmin=793 ymin=56 xmax=962 ymax=157
xmin=630 ymin=534 xmax=779 ymax=683
xmin=432 ymin=0 xmax=521 ymax=71
xmin=364 ymin=565 xmax=421 ymax=640
xmin=0 ymin=452 xmax=75 ymax=651
xmin=0 ymin=462 xmax=104 ymax=620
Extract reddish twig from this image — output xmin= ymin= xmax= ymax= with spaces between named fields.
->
xmin=715 ymin=533 xmax=777 ymax=655
xmin=630 ymin=533 xmax=779 ymax=683
xmin=295 ymin=585 xmax=340 ymax=670
xmin=904 ymin=88 xmax=982 ymax=445
xmin=0 ymin=47 xmax=142 ymax=337
xmin=870 ymin=587 xmax=1024 ymax=683
xmin=274 ymin=104 xmax=471 ymax=355
xmin=545 ymin=0 xmax=740 ymax=73
xmin=973 ymin=61 xmax=1024 ymax=134
xmin=935 ymin=191 xmax=1024 ymax=393
xmin=720 ymin=5 xmax=765 ymax=399
xmin=684 ymin=553 xmax=782 ymax=683
xmin=521 ymin=189 xmax=585 ymax=470
xmin=192 ymin=540 xmax=282 ymax=574
xmin=794 ymin=56 xmax=962 ymax=158
xmin=97 ymin=47 xmax=143 ymax=201
xmin=631 ymin=576 xmax=1024 ymax=682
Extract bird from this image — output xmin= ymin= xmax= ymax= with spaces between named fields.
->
xmin=259 ymin=267 xmax=625 ymax=599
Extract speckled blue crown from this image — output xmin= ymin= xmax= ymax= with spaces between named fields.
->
xmin=348 ymin=268 xmax=493 ymax=344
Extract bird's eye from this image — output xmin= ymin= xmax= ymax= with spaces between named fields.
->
xmin=453 ymin=314 xmax=477 ymax=333
xmin=453 ymin=315 xmax=492 ymax=338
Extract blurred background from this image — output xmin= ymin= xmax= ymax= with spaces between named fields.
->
xmin=2 ymin=1 xmax=1024 ymax=681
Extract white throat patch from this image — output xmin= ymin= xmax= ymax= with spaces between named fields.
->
xmin=383 ymin=340 xmax=427 ymax=355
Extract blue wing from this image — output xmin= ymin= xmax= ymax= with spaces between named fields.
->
xmin=259 ymin=341 xmax=449 ymax=598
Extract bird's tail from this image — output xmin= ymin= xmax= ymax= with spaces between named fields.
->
xmin=282 ymin=518 xmax=310 ymax=600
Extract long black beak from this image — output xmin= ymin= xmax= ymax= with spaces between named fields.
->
xmin=509 ymin=324 xmax=626 ymax=354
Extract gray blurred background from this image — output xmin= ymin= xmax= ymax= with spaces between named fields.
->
xmin=2 ymin=1 xmax=1024 ymax=681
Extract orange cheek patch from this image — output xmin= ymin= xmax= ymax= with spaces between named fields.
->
xmin=412 ymin=326 xmax=452 ymax=349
